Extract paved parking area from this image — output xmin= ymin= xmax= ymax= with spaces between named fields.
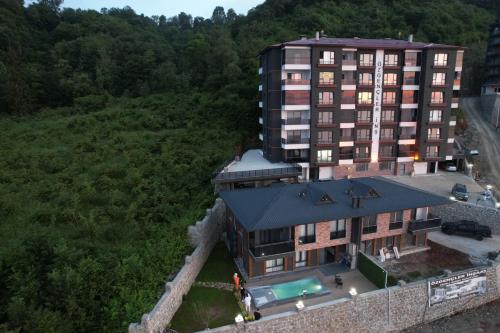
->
xmin=385 ymin=172 xmax=496 ymax=208
xmin=428 ymin=231 xmax=500 ymax=259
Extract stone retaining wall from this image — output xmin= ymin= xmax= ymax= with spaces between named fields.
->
xmin=431 ymin=202 xmax=500 ymax=235
xmin=479 ymin=94 xmax=500 ymax=127
xmin=202 ymin=263 xmax=500 ymax=333
xmin=128 ymin=198 xmax=226 ymax=333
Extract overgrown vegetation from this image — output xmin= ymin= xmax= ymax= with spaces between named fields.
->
xmin=0 ymin=0 xmax=497 ymax=331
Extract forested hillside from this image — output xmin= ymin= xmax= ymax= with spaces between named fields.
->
xmin=0 ymin=0 xmax=497 ymax=332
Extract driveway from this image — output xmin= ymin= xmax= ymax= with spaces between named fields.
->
xmin=385 ymin=172 xmax=496 ymax=208
xmin=428 ymin=231 xmax=500 ymax=259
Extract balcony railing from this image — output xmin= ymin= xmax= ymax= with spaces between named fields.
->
xmin=284 ymin=57 xmax=310 ymax=65
xmin=285 ymin=157 xmax=309 ymax=163
xmin=362 ymin=226 xmax=377 ymax=234
xmin=398 ymin=134 xmax=416 ymax=140
xmin=250 ymin=241 xmax=295 ymax=258
xmin=330 ymin=230 xmax=347 ymax=240
xmin=389 ymin=221 xmax=403 ymax=230
xmin=408 ymin=215 xmax=441 ymax=234
xmin=319 ymin=59 xmax=335 ymax=65
xmin=400 ymin=115 xmax=417 ymax=122
xmin=341 ymin=78 xmax=356 ymax=85
xmin=343 ymin=59 xmax=357 ymax=66
xmin=299 ymin=235 xmax=315 ymax=244
xmin=282 ymin=118 xmax=310 ymax=125
xmin=282 ymin=137 xmax=309 ymax=144
xmin=453 ymin=79 xmax=461 ymax=86
xmin=319 ymin=79 xmax=335 ymax=85
xmin=214 ymin=165 xmax=302 ymax=182
xmin=341 ymin=97 xmax=356 ymax=104
xmin=282 ymin=79 xmax=310 ymax=85
xmin=339 ymin=153 xmax=354 ymax=159
xmin=452 ymin=97 xmax=459 ymax=104
xmin=397 ymin=150 xmax=415 ymax=157
xmin=403 ymin=79 xmax=419 ymax=85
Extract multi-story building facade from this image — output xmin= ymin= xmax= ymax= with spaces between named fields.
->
xmin=220 ymin=177 xmax=449 ymax=279
xmin=259 ymin=34 xmax=464 ymax=180
xmin=483 ymin=22 xmax=500 ymax=95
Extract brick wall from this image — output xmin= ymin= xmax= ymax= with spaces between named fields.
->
xmin=361 ymin=211 xmax=411 ymax=242
xmin=431 ymin=202 xmax=500 ymax=235
xmin=295 ymin=220 xmax=351 ymax=252
xmin=128 ymin=199 xmax=226 ymax=333
xmin=200 ymin=263 xmax=500 ymax=333
xmin=333 ymin=162 xmax=396 ymax=179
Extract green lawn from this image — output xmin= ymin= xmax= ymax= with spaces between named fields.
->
xmin=169 ymin=286 xmax=240 ymax=333
xmin=196 ymin=242 xmax=239 ymax=283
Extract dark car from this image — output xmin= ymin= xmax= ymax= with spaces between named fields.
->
xmin=451 ymin=183 xmax=469 ymax=201
xmin=441 ymin=220 xmax=492 ymax=240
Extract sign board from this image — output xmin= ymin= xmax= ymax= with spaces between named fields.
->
xmin=428 ymin=268 xmax=487 ymax=307
xmin=371 ymin=49 xmax=384 ymax=162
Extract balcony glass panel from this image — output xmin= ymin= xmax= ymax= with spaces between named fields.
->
xmin=283 ymin=49 xmax=310 ymax=64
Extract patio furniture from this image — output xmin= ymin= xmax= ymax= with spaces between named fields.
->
xmin=334 ymin=274 xmax=343 ymax=288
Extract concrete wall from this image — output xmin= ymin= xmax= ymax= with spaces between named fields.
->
xmin=128 ymin=199 xmax=226 ymax=333
xmin=431 ymin=201 xmax=500 ymax=235
xmin=479 ymin=94 xmax=500 ymax=127
xmin=201 ymin=263 xmax=500 ymax=333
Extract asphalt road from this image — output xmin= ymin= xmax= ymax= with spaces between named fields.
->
xmin=461 ymin=98 xmax=500 ymax=190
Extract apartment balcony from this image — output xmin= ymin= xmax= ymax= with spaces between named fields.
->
xmin=316 ymin=121 xmax=336 ymax=128
xmin=397 ymin=150 xmax=416 ymax=157
xmin=318 ymin=59 xmax=337 ymax=67
xmin=426 ymin=136 xmax=444 ymax=143
xmin=341 ymin=78 xmax=356 ymax=85
xmin=281 ymin=137 xmax=310 ymax=149
xmin=341 ymin=97 xmax=356 ymax=104
xmin=427 ymin=119 xmax=444 ymax=126
xmin=342 ymin=59 xmax=357 ymax=66
xmin=355 ymin=137 xmax=371 ymax=144
xmin=282 ymin=118 xmax=310 ymax=130
xmin=408 ymin=215 xmax=441 ymax=234
xmin=354 ymin=155 xmax=371 ymax=162
xmin=452 ymin=97 xmax=459 ymax=104
xmin=430 ymin=83 xmax=448 ymax=88
xmin=355 ymin=119 xmax=372 ymax=126
xmin=380 ymin=137 xmax=397 ymax=144
xmin=432 ymin=64 xmax=450 ymax=69
xmin=250 ymin=241 xmax=295 ymax=258
xmin=389 ymin=221 xmax=403 ymax=230
xmin=214 ymin=165 xmax=302 ymax=183
xmin=317 ymin=101 xmax=335 ymax=108
xmin=318 ymin=79 xmax=335 ymax=87
xmin=284 ymin=157 xmax=309 ymax=163
xmin=425 ymin=154 xmax=442 ymax=161
xmin=358 ymin=82 xmax=373 ymax=89
xmin=379 ymin=154 xmax=396 ymax=161
xmin=429 ymin=101 xmax=446 ymax=107
xmin=339 ymin=153 xmax=354 ymax=160
xmin=398 ymin=134 xmax=416 ymax=140
xmin=282 ymin=79 xmax=311 ymax=91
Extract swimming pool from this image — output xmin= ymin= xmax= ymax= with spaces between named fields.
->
xmin=248 ymin=277 xmax=330 ymax=308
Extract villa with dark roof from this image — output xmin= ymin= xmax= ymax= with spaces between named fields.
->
xmin=220 ymin=177 xmax=450 ymax=279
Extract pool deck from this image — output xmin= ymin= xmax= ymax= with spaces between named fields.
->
xmin=245 ymin=265 xmax=378 ymax=316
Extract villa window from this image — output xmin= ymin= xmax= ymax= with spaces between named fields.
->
xmin=299 ymin=224 xmax=315 ymax=244
xmin=319 ymin=91 xmax=334 ymax=105
xmin=382 ymin=91 xmax=396 ymax=105
xmin=295 ymin=251 xmax=307 ymax=267
xmin=383 ymin=73 xmax=398 ymax=86
xmin=384 ymin=54 xmax=399 ymax=66
xmin=389 ymin=211 xmax=404 ymax=230
xmin=319 ymin=72 xmax=335 ymax=84
xmin=426 ymin=145 xmax=439 ymax=157
xmin=432 ymin=73 xmax=446 ymax=86
xmin=429 ymin=110 xmax=442 ymax=122
xmin=434 ymin=53 xmax=448 ymax=66
xmin=356 ymin=162 xmax=369 ymax=172
xmin=317 ymin=149 xmax=332 ymax=162
xmin=358 ymin=91 xmax=373 ymax=104
xmin=380 ymin=161 xmax=395 ymax=170
xmin=320 ymin=51 xmax=335 ymax=65
xmin=358 ymin=72 xmax=373 ymax=85
xmin=359 ymin=53 xmax=374 ymax=66
xmin=431 ymin=91 xmax=444 ymax=104
xmin=287 ymin=72 xmax=306 ymax=81
xmin=265 ymin=258 xmax=284 ymax=273
xmin=330 ymin=219 xmax=346 ymax=239
xmin=427 ymin=128 xmax=441 ymax=140
xmin=362 ymin=215 xmax=377 ymax=234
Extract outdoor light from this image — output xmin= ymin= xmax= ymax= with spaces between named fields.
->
xmin=235 ymin=314 xmax=244 ymax=323
xmin=467 ymin=163 xmax=474 ymax=168
xmin=496 ymin=202 xmax=500 ymax=208
xmin=349 ymin=288 xmax=358 ymax=296
xmin=296 ymin=300 xmax=305 ymax=310
xmin=486 ymin=184 xmax=493 ymax=190
xmin=449 ymin=196 xmax=456 ymax=201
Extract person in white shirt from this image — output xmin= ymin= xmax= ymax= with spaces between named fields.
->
xmin=244 ymin=293 xmax=252 ymax=312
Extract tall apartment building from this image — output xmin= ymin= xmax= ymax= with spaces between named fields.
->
xmin=483 ymin=22 xmax=500 ymax=95
xmin=259 ymin=34 xmax=464 ymax=181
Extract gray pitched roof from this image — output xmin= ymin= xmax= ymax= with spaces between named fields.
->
xmin=219 ymin=177 xmax=451 ymax=231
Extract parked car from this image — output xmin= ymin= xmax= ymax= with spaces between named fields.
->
xmin=451 ymin=183 xmax=469 ymax=201
xmin=445 ymin=163 xmax=457 ymax=172
xmin=466 ymin=148 xmax=479 ymax=156
xmin=441 ymin=220 xmax=492 ymax=240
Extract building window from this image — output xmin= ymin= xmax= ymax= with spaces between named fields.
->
xmin=318 ymin=131 xmax=333 ymax=144
xmin=362 ymin=215 xmax=377 ymax=234
xmin=359 ymin=53 xmax=374 ymax=66
xmin=404 ymin=52 xmax=420 ymax=66
xmin=355 ymin=146 xmax=370 ymax=158
xmin=380 ymin=128 xmax=394 ymax=140
xmin=358 ymin=72 xmax=373 ymax=85
xmin=427 ymin=128 xmax=441 ymax=139
xmin=319 ymin=72 xmax=335 ymax=84
xmin=456 ymin=52 xmax=463 ymax=67
xmin=381 ymin=110 xmax=395 ymax=122
xmin=341 ymin=90 xmax=356 ymax=104
xmin=299 ymin=224 xmax=315 ymax=244
xmin=357 ymin=110 xmax=372 ymax=123
xmin=330 ymin=219 xmax=346 ymax=239
xmin=431 ymin=91 xmax=444 ymax=104
xmin=319 ymin=51 xmax=335 ymax=64
xmin=317 ymin=150 xmax=332 ymax=162
xmin=265 ymin=258 xmax=284 ymax=273
xmin=389 ymin=211 xmax=404 ymax=230
xmin=360 ymin=240 xmax=373 ymax=254
xmin=358 ymin=91 xmax=373 ymax=104
xmin=339 ymin=147 xmax=354 ymax=159
xmin=432 ymin=73 xmax=446 ymax=86
xmin=434 ymin=53 xmax=448 ymax=66
xmin=400 ymin=108 xmax=417 ymax=122
xmin=287 ymin=72 xmax=306 ymax=81
xmin=383 ymin=73 xmax=398 ymax=86
xmin=340 ymin=128 xmax=353 ymax=140
xmin=426 ymin=145 xmax=439 ymax=157
xmin=380 ymin=161 xmax=395 ymax=170
xmin=295 ymin=251 xmax=307 ymax=267
xmin=319 ymin=91 xmax=334 ymax=105
xmin=356 ymin=128 xmax=371 ymax=140
xmin=402 ymin=90 xmax=419 ymax=104
xmin=384 ymin=54 xmax=398 ymax=66
xmin=403 ymin=72 xmax=420 ymax=85
xmin=429 ymin=110 xmax=442 ymax=122
xmin=379 ymin=145 xmax=394 ymax=158
xmin=356 ymin=163 xmax=369 ymax=172
xmin=382 ymin=91 xmax=396 ymax=104
xmin=318 ymin=111 xmax=333 ymax=125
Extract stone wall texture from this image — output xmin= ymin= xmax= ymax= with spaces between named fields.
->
xmin=128 ymin=198 xmax=226 ymax=333
xmin=431 ymin=202 xmax=500 ymax=235
xmin=479 ymin=94 xmax=500 ymax=126
xmin=202 ymin=263 xmax=500 ymax=333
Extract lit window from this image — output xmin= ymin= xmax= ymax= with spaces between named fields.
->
xmin=429 ymin=110 xmax=442 ymax=122
xmin=381 ymin=110 xmax=395 ymax=122
xmin=382 ymin=91 xmax=396 ymax=104
xmin=265 ymin=258 xmax=284 ymax=273
xmin=320 ymin=51 xmax=335 ymax=64
xmin=384 ymin=54 xmax=398 ymax=66
xmin=318 ymin=131 xmax=333 ymax=144
xmin=358 ymin=73 xmax=373 ymax=85
xmin=434 ymin=53 xmax=448 ymax=66
xmin=317 ymin=150 xmax=332 ymax=162
xmin=383 ymin=73 xmax=398 ymax=86
xmin=318 ymin=111 xmax=333 ymax=125
xmin=431 ymin=91 xmax=444 ymax=104
xmin=357 ymin=110 xmax=372 ymax=123
xmin=456 ymin=51 xmax=464 ymax=67
xmin=319 ymin=91 xmax=334 ymax=104
xmin=427 ymin=128 xmax=441 ymax=139
xmin=432 ymin=73 xmax=446 ymax=86
xmin=426 ymin=145 xmax=439 ymax=157
xmin=358 ymin=91 xmax=373 ymax=104
xmin=380 ymin=128 xmax=394 ymax=140
xmin=319 ymin=72 xmax=335 ymax=84
xmin=359 ymin=54 xmax=374 ymax=66
xmin=295 ymin=251 xmax=307 ymax=267
xmin=355 ymin=146 xmax=370 ymax=158
xmin=356 ymin=128 xmax=371 ymax=140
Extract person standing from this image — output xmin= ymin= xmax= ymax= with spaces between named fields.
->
xmin=244 ymin=293 xmax=252 ymax=313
